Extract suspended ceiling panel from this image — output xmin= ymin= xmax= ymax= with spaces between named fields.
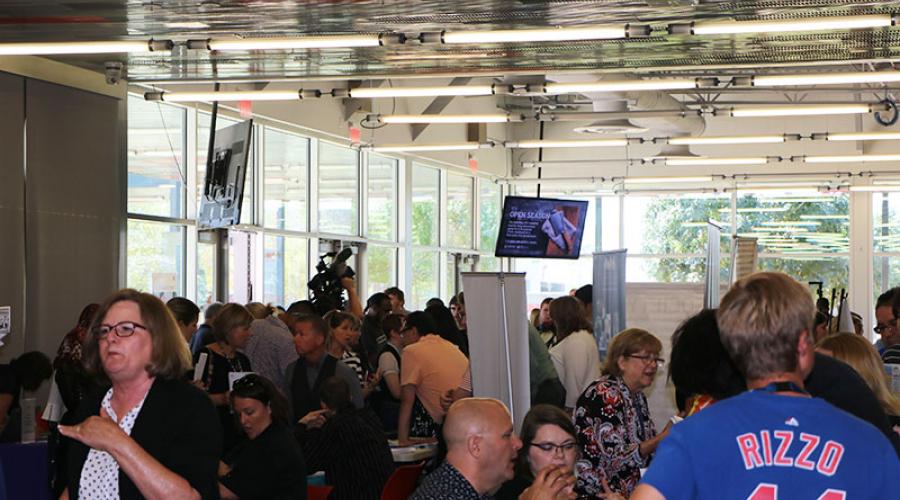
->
xmin=3 ymin=1 xmax=900 ymax=82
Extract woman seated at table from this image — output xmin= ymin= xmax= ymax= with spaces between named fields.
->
xmin=59 ymin=289 xmax=221 ymax=499
xmin=574 ymin=328 xmax=669 ymax=498
xmin=195 ymin=303 xmax=254 ymax=452
xmin=495 ymin=404 xmax=578 ymax=500
xmin=218 ymin=374 xmax=307 ymax=500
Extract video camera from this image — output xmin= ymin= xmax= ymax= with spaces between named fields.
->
xmin=307 ymin=247 xmax=356 ymax=316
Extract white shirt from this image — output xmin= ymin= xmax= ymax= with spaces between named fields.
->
xmin=78 ymin=388 xmax=148 ymax=500
xmin=549 ymin=329 xmax=601 ymax=408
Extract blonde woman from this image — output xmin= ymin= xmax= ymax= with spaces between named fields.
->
xmin=819 ymin=333 xmax=900 ymax=431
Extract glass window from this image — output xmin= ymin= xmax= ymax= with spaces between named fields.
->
xmin=447 ymin=174 xmax=473 ymax=248
xmin=264 ymin=128 xmax=308 ymax=231
xmin=478 ymin=255 xmax=501 ymax=272
xmin=367 ymin=154 xmax=397 ymax=241
xmin=411 ymin=249 xmax=439 ymax=309
xmin=366 ymin=245 xmax=396 ymax=298
xmin=263 ymin=235 xmax=308 ymax=307
xmin=872 ymin=191 xmax=900 ymax=300
xmin=197 ymin=241 xmax=216 ymax=308
xmin=318 ymin=142 xmax=359 ymax=235
xmin=127 ymin=219 xmax=185 ymax=300
xmin=479 ymin=180 xmax=501 ymax=252
xmin=128 ymin=96 xmax=185 ymax=218
xmin=758 ymin=256 xmax=848 ymax=292
xmin=515 ymin=257 xmax=593 ymax=310
xmin=197 ymin=113 xmax=248 ymax=223
xmin=600 ymin=196 xmax=621 ymax=251
xmin=412 ymin=165 xmax=439 ymax=246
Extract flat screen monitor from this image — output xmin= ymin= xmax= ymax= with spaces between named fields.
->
xmin=198 ymin=119 xmax=253 ymax=229
xmin=494 ymin=196 xmax=589 ymax=259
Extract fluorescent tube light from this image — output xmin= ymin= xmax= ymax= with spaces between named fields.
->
xmin=730 ymin=104 xmax=871 ymax=117
xmin=201 ymin=34 xmax=384 ymax=51
xmin=623 ymin=176 xmax=714 ymax=184
xmin=668 ymin=135 xmax=785 ymax=145
xmin=760 ymin=221 xmax=821 ymax=227
xmin=380 ymin=114 xmax=512 ymax=124
xmin=665 ymin=157 xmax=769 ymax=166
xmin=440 ymin=25 xmax=634 ymax=44
xmin=799 ymin=214 xmax=848 ymax=219
xmin=751 ymin=71 xmax=900 ymax=87
xmin=543 ymin=78 xmax=699 ymax=95
xmin=0 ymin=39 xmax=170 ymax=55
xmin=804 ymin=154 xmax=900 ymax=163
xmin=825 ymin=132 xmax=900 ymax=141
xmin=718 ymin=207 xmax=789 ymax=213
xmin=509 ymin=139 xmax=628 ymax=149
xmin=152 ymin=90 xmax=302 ymax=102
xmin=348 ymin=85 xmax=496 ymax=98
xmin=686 ymin=14 xmax=893 ymax=35
xmin=370 ymin=142 xmax=485 ymax=153
xmin=848 ymin=185 xmax=900 ymax=192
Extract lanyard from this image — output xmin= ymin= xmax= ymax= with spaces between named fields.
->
xmin=754 ymin=381 xmax=809 ymax=396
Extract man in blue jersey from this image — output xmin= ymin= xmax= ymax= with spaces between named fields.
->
xmin=633 ymin=272 xmax=900 ymax=500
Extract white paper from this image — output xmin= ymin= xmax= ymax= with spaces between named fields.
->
xmin=0 ymin=306 xmax=10 ymax=347
xmin=20 ymin=397 xmax=36 ymax=443
xmin=42 ymin=374 xmax=67 ymax=423
xmin=886 ymin=363 xmax=900 ymax=393
xmin=193 ymin=352 xmax=208 ymax=382
xmin=228 ymin=371 xmax=254 ymax=390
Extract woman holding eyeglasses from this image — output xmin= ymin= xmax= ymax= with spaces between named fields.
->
xmin=195 ymin=303 xmax=254 ymax=453
xmin=573 ymin=328 xmax=670 ymax=498
xmin=58 ymin=289 xmax=221 ymax=500
xmin=495 ymin=404 xmax=579 ymax=500
xmin=218 ymin=374 xmax=307 ymax=500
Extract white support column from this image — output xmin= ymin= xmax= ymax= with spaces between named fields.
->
xmin=184 ymin=107 xmax=198 ymax=301
xmin=400 ymin=158 xmax=413 ymax=295
xmin=849 ymin=183 xmax=874 ymax=338
xmin=308 ymin=137 xmax=320 ymax=289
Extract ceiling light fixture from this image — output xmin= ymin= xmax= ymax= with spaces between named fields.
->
xmin=728 ymin=104 xmax=872 ymax=117
xmin=669 ymin=14 xmax=894 ymax=36
xmin=818 ymin=131 xmax=900 ymax=141
xmin=426 ymin=24 xmax=650 ymax=44
xmin=377 ymin=113 xmax=517 ymax=124
xmin=621 ymin=176 xmax=714 ymax=184
xmin=366 ymin=142 xmax=491 ymax=153
xmin=737 ymin=70 xmax=900 ymax=87
xmin=848 ymin=185 xmax=900 ymax=192
xmin=145 ymin=90 xmax=312 ymax=102
xmin=0 ymin=39 xmax=172 ymax=55
xmin=507 ymin=139 xmax=629 ymax=148
xmin=165 ymin=22 xmax=210 ymax=29
xmin=664 ymin=157 xmax=770 ymax=166
xmin=187 ymin=33 xmax=401 ymax=51
xmin=803 ymin=154 xmax=900 ymax=163
xmin=344 ymin=84 xmax=501 ymax=99
xmin=667 ymin=135 xmax=788 ymax=145
xmin=542 ymin=77 xmax=715 ymax=95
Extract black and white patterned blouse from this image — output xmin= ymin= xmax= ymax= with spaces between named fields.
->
xmin=78 ymin=388 xmax=148 ymax=499
xmin=410 ymin=461 xmax=491 ymax=500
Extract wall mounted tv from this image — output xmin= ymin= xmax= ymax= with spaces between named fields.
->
xmin=494 ymin=196 xmax=589 ymax=259
xmin=198 ymin=119 xmax=253 ymax=229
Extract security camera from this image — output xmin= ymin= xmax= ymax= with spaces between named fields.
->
xmin=105 ymin=62 xmax=124 ymax=85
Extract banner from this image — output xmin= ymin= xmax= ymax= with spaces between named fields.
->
xmin=593 ymin=249 xmax=627 ymax=358
xmin=704 ymin=221 xmax=722 ymax=309
xmin=730 ymin=236 xmax=759 ymax=283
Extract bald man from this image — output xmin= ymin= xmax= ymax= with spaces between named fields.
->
xmin=410 ymin=398 xmax=522 ymax=499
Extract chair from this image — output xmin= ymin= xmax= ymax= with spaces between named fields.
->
xmin=381 ymin=461 xmax=425 ymax=500
xmin=307 ymin=485 xmax=334 ymax=500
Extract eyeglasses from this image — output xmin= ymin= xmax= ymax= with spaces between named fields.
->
xmin=530 ymin=441 xmax=578 ymax=454
xmin=95 ymin=321 xmax=147 ymax=338
xmin=626 ymin=354 xmax=665 ymax=366
xmin=874 ymin=319 xmax=897 ymax=334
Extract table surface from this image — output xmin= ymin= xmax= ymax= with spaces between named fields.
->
xmin=389 ymin=441 xmax=437 ymax=463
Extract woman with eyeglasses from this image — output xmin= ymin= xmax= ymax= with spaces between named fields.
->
xmin=58 ymin=289 xmax=221 ymax=499
xmin=495 ymin=405 xmax=579 ymax=500
xmin=195 ymin=303 xmax=255 ymax=453
xmin=218 ymin=374 xmax=307 ymax=500
xmin=573 ymin=328 xmax=669 ymax=498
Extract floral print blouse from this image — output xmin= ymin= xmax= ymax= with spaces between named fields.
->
xmin=574 ymin=375 xmax=656 ymax=497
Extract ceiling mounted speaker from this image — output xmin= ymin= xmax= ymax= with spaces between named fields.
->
xmin=574 ymin=119 xmax=648 ymax=135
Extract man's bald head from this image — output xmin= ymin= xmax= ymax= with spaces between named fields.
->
xmin=443 ymin=398 xmax=509 ymax=449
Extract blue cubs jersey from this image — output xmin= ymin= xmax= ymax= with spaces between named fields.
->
xmin=641 ymin=390 xmax=900 ymax=499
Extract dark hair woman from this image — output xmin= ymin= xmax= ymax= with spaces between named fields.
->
xmin=495 ymin=404 xmax=579 ymax=499
xmin=218 ymin=374 xmax=307 ymax=500
xmin=59 ymin=289 xmax=221 ymax=499
xmin=195 ymin=303 xmax=254 ymax=452
xmin=548 ymin=296 xmax=600 ymax=409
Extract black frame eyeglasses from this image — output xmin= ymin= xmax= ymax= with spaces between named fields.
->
xmin=530 ymin=441 xmax=578 ymax=454
xmin=95 ymin=321 xmax=147 ymax=338
xmin=626 ymin=354 xmax=665 ymax=366
xmin=874 ymin=319 xmax=897 ymax=334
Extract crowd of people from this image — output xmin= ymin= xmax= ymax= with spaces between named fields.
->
xmin=4 ymin=271 xmax=900 ymax=498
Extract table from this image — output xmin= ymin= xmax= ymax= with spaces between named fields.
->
xmin=389 ymin=441 xmax=437 ymax=463
xmin=0 ymin=441 xmax=52 ymax=500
